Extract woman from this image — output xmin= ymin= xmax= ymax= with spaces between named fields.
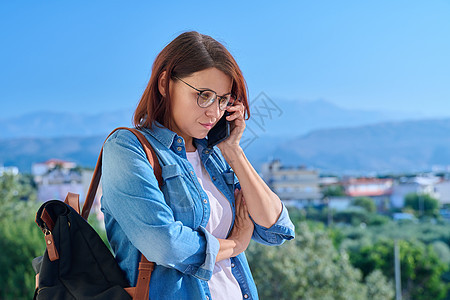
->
xmin=101 ymin=31 xmax=295 ymax=300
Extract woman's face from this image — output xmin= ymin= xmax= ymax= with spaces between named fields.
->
xmin=169 ymin=67 xmax=233 ymax=147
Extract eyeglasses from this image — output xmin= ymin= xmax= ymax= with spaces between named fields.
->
xmin=173 ymin=75 xmax=236 ymax=111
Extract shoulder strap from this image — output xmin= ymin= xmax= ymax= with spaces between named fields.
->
xmin=80 ymin=127 xmax=160 ymax=300
xmin=64 ymin=192 xmax=80 ymax=214
xmin=81 ymin=127 xmax=162 ymax=219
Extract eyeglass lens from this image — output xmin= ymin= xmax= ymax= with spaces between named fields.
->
xmin=198 ymin=91 xmax=234 ymax=110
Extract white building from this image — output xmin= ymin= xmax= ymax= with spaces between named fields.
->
xmin=32 ymin=159 xmax=103 ymax=221
xmin=32 ymin=159 xmax=77 ymax=179
xmin=261 ymin=160 xmax=322 ymax=207
xmin=435 ymin=180 xmax=450 ymax=205
xmin=32 ymin=159 xmax=83 ymax=202
xmin=390 ymin=175 xmax=440 ymax=208
xmin=341 ymin=177 xmax=393 ymax=212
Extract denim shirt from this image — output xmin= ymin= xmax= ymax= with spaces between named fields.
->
xmin=101 ymin=122 xmax=295 ymax=300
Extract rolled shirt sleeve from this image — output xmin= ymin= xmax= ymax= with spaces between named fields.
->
xmin=251 ymin=203 xmax=295 ymax=245
xmin=102 ymin=130 xmax=219 ymax=281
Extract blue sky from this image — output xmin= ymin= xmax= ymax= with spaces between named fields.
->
xmin=1 ymin=0 xmax=449 ymax=119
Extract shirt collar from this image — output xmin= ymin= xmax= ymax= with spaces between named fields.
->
xmin=142 ymin=121 xmax=178 ymax=149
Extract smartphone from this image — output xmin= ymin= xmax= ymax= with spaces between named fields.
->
xmin=207 ymin=111 xmax=230 ymax=147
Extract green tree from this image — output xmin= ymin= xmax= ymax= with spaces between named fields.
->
xmin=404 ymin=193 xmax=439 ymax=217
xmin=0 ymin=173 xmax=44 ymax=299
xmin=365 ymin=269 xmax=395 ymax=300
xmin=246 ymin=222 xmax=394 ymax=299
xmin=352 ymin=197 xmax=376 ymax=213
xmin=431 ymin=241 xmax=450 ymax=265
xmin=322 ymin=185 xmax=346 ymax=197
xmin=349 ymin=239 xmax=448 ymax=300
xmin=333 ymin=208 xmax=369 ymax=226
xmin=0 ymin=173 xmax=37 ymax=219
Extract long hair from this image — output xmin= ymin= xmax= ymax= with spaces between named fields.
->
xmin=133 ymin=31 xmax=250 ymax=129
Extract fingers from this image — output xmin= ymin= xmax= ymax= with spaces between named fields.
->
xmin=226 ymin=103 xmax=245 ymax=122
xmin=234 ymin=189 xmax=253 ymax=227
xmin=241 ymin=195 xmax=250 ymax=220
xmin=235 ymin=189 xmax=251 ymax=221
xmin=234 ymin=188 xmax=242 ymax=212
xmin=235 ymin=189 xmax=247 ymax=218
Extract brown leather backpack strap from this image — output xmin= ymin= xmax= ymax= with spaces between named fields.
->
xmin=81 ymin=144 xmax=106 ymax=220
xmin=125 ymin=128 xmax=160 ymax=299
xmin=41 ymin=208 xmax=59 ymax=261
xmin=81 ymin=127 xmax=161 ymax=299
xmin=64 ymin=192 xmax=80 ymax=214
xmin=132 ymin=254 xmax=155 ymax=300
xmin=123 ymin=254 xmax=155 ymax=299
xmin=81 ymin=127 xmax=128 ymax=219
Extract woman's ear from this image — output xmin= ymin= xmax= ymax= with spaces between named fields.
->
xmin=158 ymin=71 xmax=167 ymax=97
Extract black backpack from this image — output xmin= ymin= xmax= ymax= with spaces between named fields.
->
xmin=33 ymin=128 xmax=162 ymax=300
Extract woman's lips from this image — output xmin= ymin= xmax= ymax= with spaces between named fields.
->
xmin=200 ymin=123 xmax=214 ymax=130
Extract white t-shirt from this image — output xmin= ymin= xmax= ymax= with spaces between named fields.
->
xmin=186 ymin=150 xmax=242 ymax=300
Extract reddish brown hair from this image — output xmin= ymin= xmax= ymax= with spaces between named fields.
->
xmin=133 ymin=31 xmax=250 ymax=129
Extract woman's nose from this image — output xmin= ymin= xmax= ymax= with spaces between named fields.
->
xmin=205 ymin=101 xmax=221 ymax=119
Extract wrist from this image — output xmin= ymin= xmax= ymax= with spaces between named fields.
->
xmin=220 ymin=145 xmax=244 ymax=164
xmin=229 ymin=238 xmax=241 ymax=257
xmin=235 ymin=239 xmax=246 ymax=256
xmin=217 ymin=238 xmax=239 ymax=262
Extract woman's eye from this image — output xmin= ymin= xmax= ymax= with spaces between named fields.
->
xmin=199 ymin=91 xmax=214 ymax=101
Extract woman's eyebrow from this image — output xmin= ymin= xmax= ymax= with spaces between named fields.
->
xmin=198 ymin=87 xmax=232 ymax=96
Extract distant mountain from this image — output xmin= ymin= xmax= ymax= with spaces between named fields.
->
xmin=2 ymin=118 xmax=450 ymax=174
xmin=266 ymin=118 xmax=450 ymax=174
xmin=245 ymin=98 xmax=420 ymax=137
xmin=0 ymin=109 xmax=134 ymax=138
xmin=0 ymin=99 xmax=418 ymax=139
xmin=0 ymin=135 xmax=105 ymax=172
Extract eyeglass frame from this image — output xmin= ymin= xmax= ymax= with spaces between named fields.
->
xmin=172 ymin=75 xmax=236 ymax=111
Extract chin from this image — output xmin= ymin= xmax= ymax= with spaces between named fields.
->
xmin=196 ymin=133 xmax=208 ymax=140
xmin=190 ymin=126 xmax=210 ymax=140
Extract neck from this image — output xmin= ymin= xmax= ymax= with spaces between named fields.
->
xmin=185 ymin=137 xmax=196 ymax=152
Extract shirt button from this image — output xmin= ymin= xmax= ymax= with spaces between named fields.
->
xmin=177 ymin=138 xmax=182 ymax=144
xmin=203 ymin=199 xmax=208 ymax=203
xmin=231 ymin=263 xmax=235 ymax=268
xmin=177 ymin=146 xmax=182 ymax=151
xmin=206 ymin=296 xmax=209 ymax=300
xmin=244 ymin=294 xmax=249 ymax=299
xmin=190 ymin=171 xmax=194 ymax=175
xmin=212 ymin=176 xmax=216 ymax=181
xmin=205 ymin=150 xmax=209 ymax=154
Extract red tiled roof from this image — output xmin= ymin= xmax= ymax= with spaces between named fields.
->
xmin=42 ymin=159 xmax=73 ymax=165
xmin=344 ymin=178 xmax=393 ymax=197
xmin=346 ymin=188 xmax=393 ymax=197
